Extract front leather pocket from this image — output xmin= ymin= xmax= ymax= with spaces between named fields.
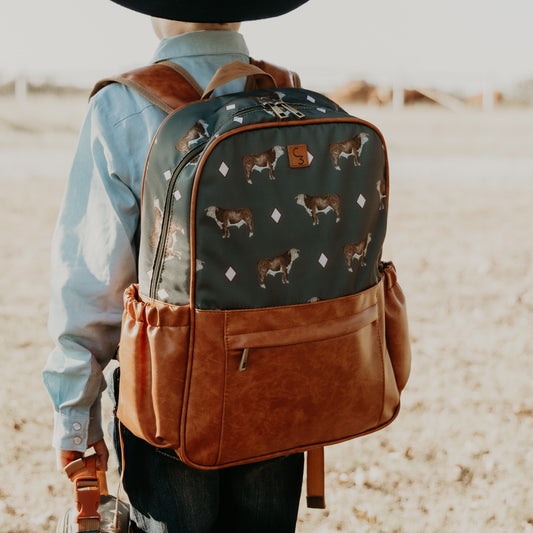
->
xmin=117 ymin=284 xmax=190 ymax=449
xmin=182 ymin=278 xmax=400 ymax=468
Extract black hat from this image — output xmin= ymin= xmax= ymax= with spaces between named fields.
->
xmin=109 ymin=0 xmax=310 ymax=22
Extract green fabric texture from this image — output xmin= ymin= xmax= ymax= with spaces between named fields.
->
xmin=138 ymin=88 xmax=388 ymax=309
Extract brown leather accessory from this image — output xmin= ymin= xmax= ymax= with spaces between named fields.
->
xmin=90 ymin=58 xmax=300 ymax=113
xmin=58 ymin=455 xmax=131 ymax=532
xmin=117 ymin=262 xmax=411 ymax=506
xmin=64 ymin=456 xmax=101 ymax=532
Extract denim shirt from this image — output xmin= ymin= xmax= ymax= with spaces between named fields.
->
xmin=42 ymin=30 xmax=250 ymax=452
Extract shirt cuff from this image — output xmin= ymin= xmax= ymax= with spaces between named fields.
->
xmin=52 ymin=398 xmax=103 ymax=451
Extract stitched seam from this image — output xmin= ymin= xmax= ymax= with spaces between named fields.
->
xmin=111 ymin=103 xmax=160 ymax=128
xmin=375 ymin=316 xmax=387 ymax=427
xmin=216 ymin=312 xmax=229 ymax=464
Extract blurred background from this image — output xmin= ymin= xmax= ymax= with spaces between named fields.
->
xmin=2 ymin=0 xmax=533 ymax=102
xmin=1 ymin=1 xmax=532 ymax=532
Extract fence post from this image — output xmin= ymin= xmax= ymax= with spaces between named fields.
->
xmin=482 ymin=81 xmax=494 ymax=111
xmin=393 ymin=80 xmax=404 ymax=110
xmin=15 ymin=75 xmax=28 ymax=103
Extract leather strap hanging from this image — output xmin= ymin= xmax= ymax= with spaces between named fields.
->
xmin=306 ymin=447 xmax=326 ymax=509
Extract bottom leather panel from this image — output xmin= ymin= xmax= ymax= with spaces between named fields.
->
xmin=182 ymin=278 xmax=402 ymax=468
xmin=115 ymin=263 xmax=411 ymax=469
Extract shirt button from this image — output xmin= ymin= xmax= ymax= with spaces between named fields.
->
xmin=73 ymin=422 xmax=82 ymax=431
xmin=73 ymin=437 xmax=82 ymax=445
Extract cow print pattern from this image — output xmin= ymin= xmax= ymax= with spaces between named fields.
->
xmin=140 ymin=88 xmax=388 ymax=308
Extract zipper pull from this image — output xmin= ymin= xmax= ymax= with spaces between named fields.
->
xmin=239 ymin=348 xmax=249 ymax=372
xmin=264 ymin=102 xmax=288 ymax=120
xmin=280 ymin=102 xmax=306 ymax=119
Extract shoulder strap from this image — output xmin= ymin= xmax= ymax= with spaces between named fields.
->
xmin=249 ymin=58 xmax=301 ymax=90
xmin=90 ymin=60 xmax=203 ymax=114
xmin=90 ymin=58 xmax=301 ymax=114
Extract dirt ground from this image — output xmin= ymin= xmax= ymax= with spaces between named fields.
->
xmin=0 ymin=94 xmax=532 ymax=532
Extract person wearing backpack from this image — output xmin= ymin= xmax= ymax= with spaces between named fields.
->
xmin=43 ymin=2 xmax=310 ymax=532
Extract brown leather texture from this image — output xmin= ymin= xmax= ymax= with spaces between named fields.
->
xmin=306 ymin=448 xmax=326 ymax=509
xmin=91 ymin=58 xmax=300 ymax=113
xmin=202 ymin=60 xmax=277 ymax=99
xmin=90 ymin=62 xmax=203 ymax=113
xmin=381 ymin=262 xmax=412 ymax=392
xmin=250 ymin=58 xmax=301 ymax=89
xmin=116 ymin=263 xmax=411 ymax=469
xmin=181 ymin=277 xmax=400 ymax=468
xmin=117 ymin=284 xmax=190 ymax=448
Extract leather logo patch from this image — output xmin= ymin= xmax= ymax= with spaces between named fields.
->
xmin=288 ymin=144 xmax=310 ymax=168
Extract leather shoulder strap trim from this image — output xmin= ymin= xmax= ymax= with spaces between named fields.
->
xmin=156 ymin=60 xmax=204 ymax=95
xmin=90 ymin=58 xmax=301 ymax=113
xmin=90 ymin=62 xmax=203 ymax=114
xmin=249 ymin=58 xmax=301 ymax=89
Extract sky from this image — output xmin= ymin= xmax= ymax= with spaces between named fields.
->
xmin=2 ymin=0 xmax=533 ymax=93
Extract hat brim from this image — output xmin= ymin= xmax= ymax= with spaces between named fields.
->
xmin=109 ymin=0 xmax=310 ymax=22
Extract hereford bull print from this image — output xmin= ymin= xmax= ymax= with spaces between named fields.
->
xmin=175 ymin=120 xmax=209 ymax=154
xmin=295 ymin=193 xmax=341 ymax=225
xmin=149 ymin=199 xmax=184 ymax=260
xmin=329 ymin=132 xmax=369 ymax=170
xmin=242 ymin=146 xmax=285 ymax=184
xmin=205 ymin=206 xmax=254 ymax=239
xmin=343 ymin=233 xmax=372 ymax=271
xmin=257 ymin=248 xmax=300 ymax=289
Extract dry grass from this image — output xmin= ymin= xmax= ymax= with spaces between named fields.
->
xmin=1 ymin=94 xmax=532 ymax=532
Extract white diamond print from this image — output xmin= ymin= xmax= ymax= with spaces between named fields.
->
xmin=357 ymin=194 xmax=367 ymax=208
xmin=157 ymin=288 xmax=169 ymax=300
xmin=163 ymin=169 xmax=172 ymax=181
xmin=173 ymin=190 xmax=182 ymax=201
xmin=225 ymin=267 xmax=237 ymax=281
xmin=307 ymin=151 xmax=314 ymax=164
xmin=318 ymin=253 xmax=329 ymax=268
xmin=306 ymin=95 xmax=316 ymax=103
xmin=233 ymin=116 xmax=244 ymax=124
xmin=271 ymin=208 xmax=282 ymax=223
xmin=317 ymin=107 xmax=327 ymax=113
xmin=226 ymin=103 xmax=236 ymax=110
xmin=219 ymin=162 xmax=230 ymax=177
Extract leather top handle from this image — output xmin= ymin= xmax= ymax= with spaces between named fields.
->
xmin=202 ymin=60 xmax=277 ymax=99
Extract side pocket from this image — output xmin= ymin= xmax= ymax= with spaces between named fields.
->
xmin=117 ymin=284 xmax=190 ymax=449
xmin=382 ymin=262 xmax=412 ymax=392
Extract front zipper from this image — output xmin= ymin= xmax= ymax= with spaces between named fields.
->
xmin=238 ymin=348 xmax=249 ymax=372
xmin=218 ymin=100 xmax=315 ymax=132
xmin=149 ymin=143 xmax=206 ymax=299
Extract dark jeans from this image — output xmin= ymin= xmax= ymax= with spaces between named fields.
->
xmin=109 ymin=369 xmax=304 ymax=533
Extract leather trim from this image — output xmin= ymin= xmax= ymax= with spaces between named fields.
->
xmin=250 ymin=58 xmax=301 ymax=88
xmin=90 ymin=62 xmax=203 ymax=114
xmin=225 ymin=303 xmax=377 ymax=349
xmin=90 ymin=58 xmax=299 ymax=114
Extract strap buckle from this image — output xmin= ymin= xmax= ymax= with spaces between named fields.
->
xmin=74 ymin=476 xmax=101 ymax=531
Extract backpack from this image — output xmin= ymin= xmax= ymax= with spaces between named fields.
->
xmin=93 ymin=59 xmax=411 ymax=508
